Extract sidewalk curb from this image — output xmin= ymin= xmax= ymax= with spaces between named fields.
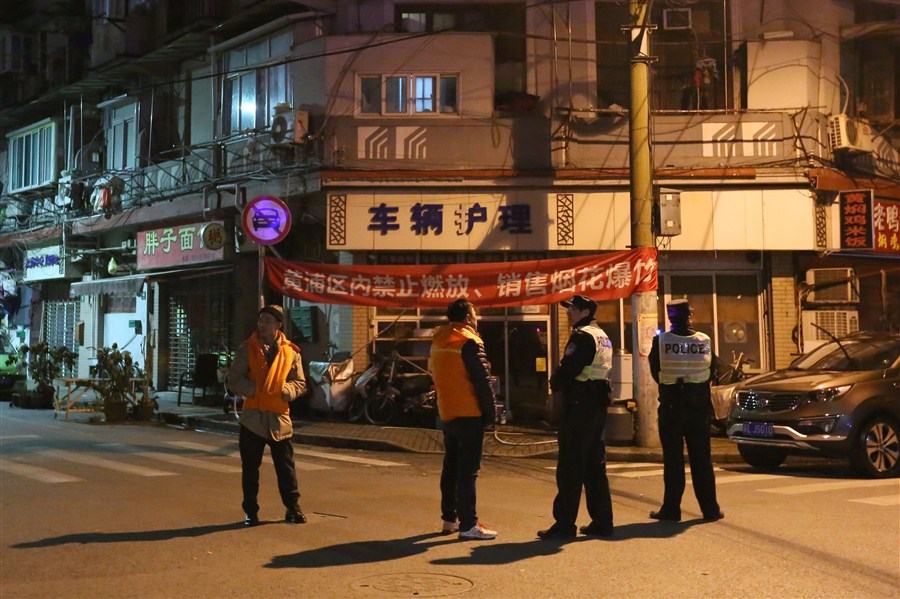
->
xmin=158 ymin=411 xmax=742 ymax=464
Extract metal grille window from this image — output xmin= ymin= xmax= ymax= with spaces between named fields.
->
xmin=42 ymin=300 xmax=80 ymax=378
xmin=165 ymin=278 xmax=230 ymax=388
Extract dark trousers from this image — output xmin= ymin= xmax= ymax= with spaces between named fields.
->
xmin=440 ymin=417 xmax=485 ymax=531
xmin=657 ymin=390 xmax=720 ymax=517
xmin=239 ymin=425 xmax=300 ymax=515
xmin=552 ymin=399 xmax=613 ymax=531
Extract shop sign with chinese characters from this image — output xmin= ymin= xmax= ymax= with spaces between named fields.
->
xmin=326 ymin=191 xmax=635 ymax=251
xmin=839 ymin=190 xmax=900 ymax=254
xmin=266 ymin=247 xmax=658 ymax=308
xmin=873 ymin=197 xmax=900 ymax=254
xmin=137 ymin=221 xmax=227 ymax=269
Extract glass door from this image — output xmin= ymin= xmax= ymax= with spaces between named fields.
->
xmin=478 ymin=317 xmax=550 ymax=423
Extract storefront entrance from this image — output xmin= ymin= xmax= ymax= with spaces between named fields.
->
xmin=478 ymin=317 xmax=550 ymax=423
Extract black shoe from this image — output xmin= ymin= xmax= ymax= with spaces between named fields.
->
xmin=703 ymin=510 xmax=725 ymax=521
xmin=537 ymin=525 xmax=576 ymax=540
xmin=285 ymin=508 xmax=307 ymax=524
xmin=649 ymin=510 xmax=681 ymax=522
xmin=244 ymin=513 xmax=260 ymax=527
xmin=579 ymin=523 xmax=613 ymax=537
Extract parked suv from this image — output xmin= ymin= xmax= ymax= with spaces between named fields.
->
xmin=727 ymin=331 xmax=900 ymax=478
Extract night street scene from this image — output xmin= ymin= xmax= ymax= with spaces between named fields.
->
xmin=1 ymin=1 xmax=898 ymax=598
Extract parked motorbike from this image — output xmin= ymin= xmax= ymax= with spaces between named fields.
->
xmin=358 ymin=351 xmax=436 ymax=427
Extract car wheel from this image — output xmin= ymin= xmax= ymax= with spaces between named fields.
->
xmin=737 ymin=444 xmax=787 ymax=471
xmin=850 ymin=415 xmax=900 ymax=478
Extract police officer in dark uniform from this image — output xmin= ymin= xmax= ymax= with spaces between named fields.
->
xmin=648 ymin=299 xmax=723 ymax=522
xmin=538 ymin=295 xmax=614 ymax=539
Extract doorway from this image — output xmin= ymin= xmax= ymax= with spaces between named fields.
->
xmin=478 ymin=317 xmax=550 ymax=423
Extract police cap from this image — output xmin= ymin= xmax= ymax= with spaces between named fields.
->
xmin=561 ymin=294 xmax=598 ymax=314
xmin=666 ymin=299 xmax=692 ymax=320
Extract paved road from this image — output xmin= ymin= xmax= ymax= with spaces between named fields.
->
xmin=1 ymin=404 xmax=897 ymax=599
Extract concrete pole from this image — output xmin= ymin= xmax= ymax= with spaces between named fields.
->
xmin=628 ymin=0 xmax=660 ymax=447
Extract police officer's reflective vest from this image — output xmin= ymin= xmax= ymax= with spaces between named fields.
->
xmin=658 ymin=331 xmax=711 ymax=384
xmin=574 ymin=325 xmax=613 ymax=381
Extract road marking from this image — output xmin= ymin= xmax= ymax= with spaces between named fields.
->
xmin=760 ymin=479 xmax=900 ymax=495
xmin=0 ymin=435 xmax=39 ymax=440
xmin=607 ymin=462 xmax=659 ymax=470
xmin=101 ymin=444 xmax=243 ymax=473
xmin=165 ymin=441 xmax=333 ymax=471
xmin=611 ymin=468 xmax=666 ymax=478
xmin=0 ymin=459 xmax=83 ymax=483
xmin=849 ymin=495 xmax=900 ymax=506
xmin=36 ymin=448 xmax=175 ymax=477
xmin=701 ymin=473 xmax=783 ymax=485
xmin=296 ymin=449 xmax=407 ymax=467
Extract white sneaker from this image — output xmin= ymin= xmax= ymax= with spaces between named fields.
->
xmin=458 ymin=522 xmax=497 ymax=540
xmin=441 ymin=520 xmax=459 ymax=534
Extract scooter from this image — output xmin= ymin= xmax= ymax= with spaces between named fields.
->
xmin=358 ymin=351 xmax=436 ymax=427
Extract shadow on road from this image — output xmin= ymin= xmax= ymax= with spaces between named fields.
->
xmin=12 ymin=522 xmax=242 ymax=548
xmin=429 ymin=521 xmax=703 ymax=565
xmin=430 ymin=539 xmax=568 ymax=565
xmin=267 ymin=533 xmax=455 ymax=569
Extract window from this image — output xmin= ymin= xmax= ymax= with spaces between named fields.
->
xmin=358 ymin=74 xmax=458 ymax=115
xmin=222 ymin=29 xmax=293 ymax=135
xmin=595 ymin=0 xmax=731 ymax=110
xmin=92 ymin=0 xmax=127 ymax=20
xmin=107 ymin=102 xmax=137 ymax=171
xmin=107 ymin=294 xmax=137 ymax=313
xmin=395 ymin=4 xmax=525 ymax=104
xmin=6 ymin=120 xmax=57 ymax=193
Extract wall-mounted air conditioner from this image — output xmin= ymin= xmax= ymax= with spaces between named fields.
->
xmin=801 ymin=309 xmax=859 ymax=354
xmin=828 ymin=114 xmax=874 ymax=154
xmin=663 ymin=8 xmax=692 ymax=30
xmin=271 ymin=110 xmax=309 ymax=144
xmin=805 ymin=268 xmax=858 ymax=304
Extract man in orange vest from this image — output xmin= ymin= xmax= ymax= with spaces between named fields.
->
xmin=227 ymin=304 xmax=307 ymax=527
xmin=430 ymin=298 xmax=498 ymax=540
xmin=648 ymin=299 xmax=723 ymax=522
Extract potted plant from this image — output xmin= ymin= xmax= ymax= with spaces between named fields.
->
xmin=5 ymin=342 xmax=77 ymax=409
xmin=130 ymin=368 xmax=158 ymax=421
xmin=90 ymin=344 xmax=134 ymax=422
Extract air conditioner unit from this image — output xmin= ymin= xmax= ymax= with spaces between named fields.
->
xmin=271 ymin=110 xmax=309 ymax=144
xmin=805 ymin=268 xmax=858 ymax=304
xmin=801 ymin=309 xmax=859 ymax=354
xmin=828 ymin=114 xmax=874 ymax=154
xmin=663 ymin=8 xmax=692 ymax=31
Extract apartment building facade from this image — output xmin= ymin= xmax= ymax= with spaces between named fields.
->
xmin=1 ymin=0 xmax=898 ymax=422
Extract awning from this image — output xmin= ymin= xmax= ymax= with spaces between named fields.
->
xmin=69 ymin=265 xmax=234 ymax=298
xmin=70 ymin=275 xmax=146 ymax=297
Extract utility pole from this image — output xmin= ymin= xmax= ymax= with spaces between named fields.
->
xmin=628 ymin=0 xmax=659 ymax=447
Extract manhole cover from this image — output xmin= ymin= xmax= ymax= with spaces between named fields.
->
xmin=350 ymin=573 xmax=474 ymax=597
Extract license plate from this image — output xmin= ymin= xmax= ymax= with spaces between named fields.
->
xmin=743 ymin=422 xmax=774 ymax=438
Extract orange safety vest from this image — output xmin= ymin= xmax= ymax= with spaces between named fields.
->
xmin=430 ymin=323 xmax=483 ymax=421
xmin=242 ymin=330 xmax=299 ymax=414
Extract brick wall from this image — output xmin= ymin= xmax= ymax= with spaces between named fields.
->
xmin=770 ymin=253 xmax=799 ymax=369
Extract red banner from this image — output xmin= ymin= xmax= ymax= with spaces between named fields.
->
xmin=266 ymin=248 xmax=658 ymax=308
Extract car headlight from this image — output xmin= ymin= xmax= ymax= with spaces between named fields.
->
xmin=812 ymin=385 xmax=852 ymax=401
